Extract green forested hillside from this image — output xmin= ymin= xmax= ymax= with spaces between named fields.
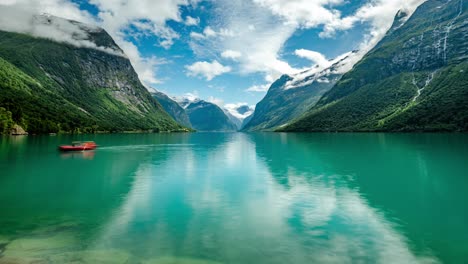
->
xmin=0 ymin=24 xmax=182 ymax=134
xmin=282 ymin=0 xmax=468 ymax=132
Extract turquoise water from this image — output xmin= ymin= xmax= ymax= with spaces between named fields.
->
xmin=0 ymin=133 xmax=467 ymax=263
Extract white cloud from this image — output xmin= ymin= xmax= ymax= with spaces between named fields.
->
xmin=0 ymin=0 xmax=198 ymax=89
xmin=189 ymin=0 xmax=426 ymax=90
xmin=285 ymin=51 xmax=365 ymax=90
xmin=224 ymin=103 xmax=254 ymax=120
xmin=207 ymin=96 xmax=224 ymax=107
xmin=221 ymin=50 xmax=242 ymax=60
xmin=246 ymin=83 xmax=271 ymax=93
xmin=253 ymin=0 xmax=425 ymax=52
xmin=0 ymin=0 xmax=95 ymax=23
xmin=183 ymin=92 xmax=200 ymax=102
xmin=173 ymin=91 xmax=201 ymax=107
xmin=185 ymin=15 xmax=199 ymax=26
xmin=1 ymin=0 xmax=428 ymax=94
xmin=319 ymin=0 xmax=426 ymax=50
xmin=190 ymin=26 xmax=236 ymax=40
xmin=189 ymin=0 xmax=301 ymax=84
xmin=203 ymin=26 xmax=217 ymax=37
xmin=113 ymin=39 xmax=167 ymax=85
xmin=294 ymin=49 xmax=331 ymax=68
xmin=190 ymin=31 xmax=205 ymax=39
xmin=185 ymin=60 xmax=231 ymax=81
xmin=0 ymin=1 xmax=115 ymax=53
xmin=131 ymin=20 xmax=180 ymax=49
xmin=253 ymin=0 xmax=345 ymax=28
xmin=88 ymin=0 xmax=198 ymax=87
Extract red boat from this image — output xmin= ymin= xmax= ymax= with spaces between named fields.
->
xmin=59 ymin=141 xmax=97 ymax=151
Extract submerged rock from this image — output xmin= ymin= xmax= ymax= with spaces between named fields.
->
xmin=6 ymin=235 xmax=75 ymax=251
xmin=0 ymin=256 xmax=47 ymax=264
xmin=3 ymin=233 xmax=77 ymax=258
xmin=143 ymin=256 xmax=222 ymax=264
xmin=47 ymin=249 xmax=132 ymax=264
xmin=80 ymin=250 xmax=132 ymax=264
xmin=31 ymin=221 xmax=80 ymax=236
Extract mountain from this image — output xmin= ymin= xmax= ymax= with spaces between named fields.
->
xmin=224 ymin=111 xmax=243 ymax=130
xmin=177 ymin=98 xmax=237 ymax=132
xmin=282 ymin=0 xmax=468 ymax=132
xmin=242 ymin=114 xmax=253 ymax=130
xmin=224 ymin=104 xmax=254 ymax=130
xmin=0 ymin=15 xmax=182 ymax=134
xmin=243 ymin=52 xmax=359 ymax=131
xmin=152 ymin=91 xmax=191 ymax=128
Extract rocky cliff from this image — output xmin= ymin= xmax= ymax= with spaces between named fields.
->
xmin=0 ymin=15 xmax=182 ymax=134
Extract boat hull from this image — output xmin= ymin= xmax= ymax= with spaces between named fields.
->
xmin=58 ymin=142 xmax=97 ymax=152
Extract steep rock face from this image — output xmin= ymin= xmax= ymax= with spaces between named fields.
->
xmin=243 ymin=52 xmax=357 ymax=131
xmin=178 ymin=99 xmax=237 ymax=132
xmin=152 ymin=91 xmax=191 ymax=128
xmin=0 ymin=15 xmax=181 ymax=133
xmin=284 ymin=0 xmax=468 ymax=132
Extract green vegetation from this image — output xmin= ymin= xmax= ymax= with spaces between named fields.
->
xmin=0 ymin=29 xmax=183 ymax=134
xmin=282 ymin=0 xmax=468 ymax=132
xmin=0 ymin=107 xmax=14 ymax=134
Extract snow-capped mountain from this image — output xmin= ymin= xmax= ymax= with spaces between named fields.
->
xmin=243 ymin=51 xmax=362 ymax=131
xmin=283 ymin=0 xmax=468 ymax=132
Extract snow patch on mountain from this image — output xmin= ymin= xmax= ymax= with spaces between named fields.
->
xmin=284 ymin=50 xmax=364 ymax=90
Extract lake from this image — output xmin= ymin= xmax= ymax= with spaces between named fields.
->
xmin=0 ymin=133 xmax=467 ymax=264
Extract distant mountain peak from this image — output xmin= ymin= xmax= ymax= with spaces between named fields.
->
xmin=172 ymin=98 xmax=237 ymax=131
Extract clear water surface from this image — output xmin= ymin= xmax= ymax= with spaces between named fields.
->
xmin=0 ymin=133 xmax=467 ymax=263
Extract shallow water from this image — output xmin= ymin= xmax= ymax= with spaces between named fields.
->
xmin=0 ymin=133 xmax=467 ymax=263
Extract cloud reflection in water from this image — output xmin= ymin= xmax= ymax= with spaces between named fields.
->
xmin=89 ymin=133 xmax=440 ymax=264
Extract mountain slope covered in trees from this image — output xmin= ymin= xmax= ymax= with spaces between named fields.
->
xmin=0 ymin=16 xmax=183 ymax=134
xmin=282 ymin=0 xmax=468 ymax=132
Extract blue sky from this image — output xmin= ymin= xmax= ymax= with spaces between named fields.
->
xmin=0 ymin=0 xmax=426 ymax=107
